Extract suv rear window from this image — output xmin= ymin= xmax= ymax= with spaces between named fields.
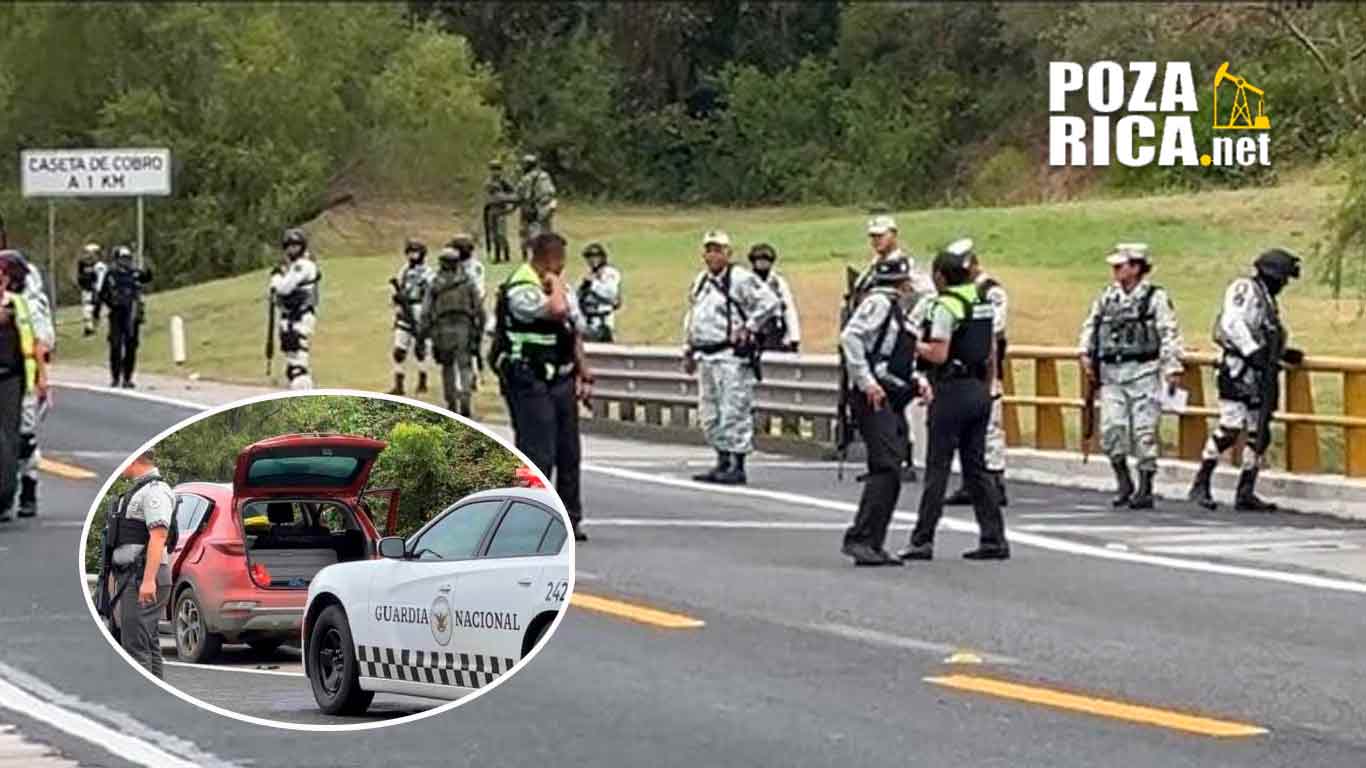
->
xmin=246 ymin=455 xmax=363 ymax=487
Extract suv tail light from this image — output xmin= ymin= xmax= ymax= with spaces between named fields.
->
xmin=251 ymin=562 xmax=272 ymax=587
xmin=209 ymin=540 xmax=245 ymax=557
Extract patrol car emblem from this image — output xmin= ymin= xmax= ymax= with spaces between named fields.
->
xmin=430 ymin=595 xmax=452 ymax=646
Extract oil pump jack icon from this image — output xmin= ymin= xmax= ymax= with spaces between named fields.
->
xmin=1212 ymin=61 xmax=1270 ymax=130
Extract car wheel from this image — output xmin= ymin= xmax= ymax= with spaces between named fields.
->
xmin=522 ymin=616 xmax=551 ymax=659
xmin=174 ymin=589 xmax=223 ymax=664
xmin=308 ymin=605 xmax=374 ymax=716
xmin=246 ymin=637 xmax=284 ymax=656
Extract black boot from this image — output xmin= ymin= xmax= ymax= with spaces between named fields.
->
xmin=1129 ymin=469 xmax=1156 ymax=510
xmin=693 ymin=451 xmax=729 ymax=483
xmin=416 ymin=371 xmax=429 ymax=394
xmin=388 ymin=372 xmax=405 ymax=396
xmin=1110 ymin=457 xmax=1134 ymax=508
xmin=17 ymin=477 xmax=37 ymax=518
xmin=990 ymin=470 xmax=1008 ymax=507
xmin=1188 ymin=459 xmax=1218 ymax=510
xmin=1235 ymin=467 xmax=1277 ymax=512
xmin=715 ymin=452 xmax=747 ymax=485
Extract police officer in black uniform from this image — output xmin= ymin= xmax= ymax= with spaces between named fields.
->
xmin=897 ymin=247 xmax=1010 ymax=561
xmin=492 ymin=232 xmax=594 ymax=541
xmin=98 ymin=245 xmax=151 ymax=388
xmin=839 ymin=257 xmax=928 ymax=566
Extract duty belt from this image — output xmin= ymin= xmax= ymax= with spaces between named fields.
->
xmin=1099 ymin=350 xmax=1161 ymax=365
xmin=690 ymin=341 xmax=733 ymax=356
xmin=936 ymin=360 xmax=988 ymax=382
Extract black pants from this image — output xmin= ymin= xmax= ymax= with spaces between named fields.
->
xmin=506 ymin=367 xmax=583 ymax=524
xmin=843 ymin=392 xmax=908 ymax=550
xmin=107 ymin=309 xmax=140 ymax=382
xmin=112 ymin=562 xmax=171 ymax=679
xmin=910 ymin=377 xmax=1006 ymax=549
xmin=0 ymin=374 xmax=22 ymax=513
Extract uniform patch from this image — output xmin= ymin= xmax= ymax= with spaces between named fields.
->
xmin=356 ymin=644 xmax=517 ymax=689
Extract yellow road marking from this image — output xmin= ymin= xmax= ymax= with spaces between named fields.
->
xmin=38 ymin=458 xmax=96 ymax=480
xmin=925 ymin=674 xmax=1267 ymax=738
xmin=570 ymin=592 xmax=705 ymax=629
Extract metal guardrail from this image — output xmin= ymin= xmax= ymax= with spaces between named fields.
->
xmin=584 ymin=342 xmax=1366 ymax=478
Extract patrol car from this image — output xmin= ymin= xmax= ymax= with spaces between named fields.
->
xmin=302 ymin=487 xmax=572 ymax=715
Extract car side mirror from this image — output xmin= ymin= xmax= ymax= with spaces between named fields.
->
xmin=378 ymin=536 xmax=407 ymax=560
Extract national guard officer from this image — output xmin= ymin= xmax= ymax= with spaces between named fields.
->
xmin=12 ymin=253 xmax=53 ymax=519
xmin=1078 ymin=243 xmax=1185 ymax=509
xmin=516 ymin=154 xmax=558 ymax=261
xmin=681 ymin=230 xmax=781 ymax=485
xmin=897 ymin=247 xmax=1010 ymax=561
xmin=746 ymin=243 xmax=801 ymax=352
xmin=577 ymin=242 xmax=622 ymax=343
xmin=98 ymin=245 xmax=151 ymax=389
xmin=839 ymin=257 xmax=929 ymax=566
xmin=104 ymin=448 xmax=174 ymax=677
xmin=77 ymin=242 xmax=107 ymax=336
xmin=270 ymin=228 xmax=321 ymax=390
xmin=492 ymin=232 xmax=593 ymax=541
xmin=0 ymin=251 xmax=49 ymax=523
xmin=1188 ymin=248 xmax=1302 ymax=512
xmin=944 ymin=239 xmax=1009 ymax=507
xmin=422 ymin=238 xmax=485 ymax=417
xmin=388 ymin=238 xmax=435 ymax=396
xmin=484 ymin=160 xmax=517 ymax=264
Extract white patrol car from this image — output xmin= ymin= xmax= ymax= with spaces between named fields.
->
xmin=302 ymin=487 xmax=572 ymax=715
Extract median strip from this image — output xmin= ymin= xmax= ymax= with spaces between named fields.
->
xmin=570 ymin=592 xmax=705 ymax=629
xmin=924 ymin=674 xmax=1267 ymax=738
xmin=38 ymin=458 xmax=97 ymax=480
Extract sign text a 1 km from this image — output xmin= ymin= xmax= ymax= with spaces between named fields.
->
xmin=20 ymin=148 xmax=172 ymax=198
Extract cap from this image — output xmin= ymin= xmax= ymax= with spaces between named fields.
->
xmin=871 ymin=256 xmax=912 ymax=286
xmin=866 ymin=215 xmax=897 ymax=236
xmin=943 ymin=237 xmax=976 ymax=265
xmin=522 ymin=153 xmax=538 ymax=165
xmin=438 ymin=246 xmax=462 ymax=262
xmin=488 ymin=159 xmax=502 ymax=168
xmin=702 ymin=230 xmax=731 ymax=248
xmin=1106 ymin=242 xmax=1150 ymax=265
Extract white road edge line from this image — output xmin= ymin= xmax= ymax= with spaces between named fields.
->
xmin=0 ymin=661 xmax=242 ymax=768
xmin=162 ymin=660 xmax=305 ymax=678
xmin=588 ymin=518 xmax=911 ymax=530
xmin=52 ymin=381 xmax=212 ymax=411
xmin=582 ymin=464 xmax=1366 ymax=596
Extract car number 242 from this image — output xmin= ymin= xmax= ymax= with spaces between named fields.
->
xmin=544 ymin=580 xmax=569 ymax=603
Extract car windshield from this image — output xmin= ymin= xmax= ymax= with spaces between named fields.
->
xmin=247 ymin=455 xmax=363 ymax=487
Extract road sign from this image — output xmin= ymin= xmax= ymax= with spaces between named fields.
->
xmin=20 ymin=148 xmax=172 ymax=198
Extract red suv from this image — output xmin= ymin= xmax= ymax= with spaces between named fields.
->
xmin=161 ymin=434 xmax=399 ymax=663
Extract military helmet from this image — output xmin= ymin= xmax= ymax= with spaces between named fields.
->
xmin=522 ymin=153 xmax=538 ymax=166
xmin=871 ymin=256 xmax=912 ymax=286
xmin=282 ymin=228 xmax=307 ymax=248
xmin=582 ymin=242 xmax=608 ymax=260
xmin=438 ymin=246 xmax=462 ymax=265
xmin=404 ymin=238 xmax=427 ymax=258
xmin=1254 ymin=247 xmax=1301 ymax=282
xmin=489 ymin=159 xmax=502 ymax=170
xmin=748 ymin=243 xmax=778 ymax=263
xmin=112 ymin=245 xmax=135 ymax=262
xmin=448 ymin=232 xmax=476 ymax=254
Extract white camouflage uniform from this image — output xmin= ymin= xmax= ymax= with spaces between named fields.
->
xmin=580 ymin=263 xmax=623 ymax=339
xmin=18 ymin=264 xmax=53 ymax=513
xmin=758 ymin=270 xmax=801 ymax=349
xmin=977 ymin=272 xmax=1008 ymax=472
xmin=392 ymin=261 xmax=436 ymax=377
xmin=270 ymin=255 xmax=320 ymax=390
xmin=1205 ymin=274 xmax=1282 ymax=469
xmin=81 ymin=260 xmax=108 ymax=334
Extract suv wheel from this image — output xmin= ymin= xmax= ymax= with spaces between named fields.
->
xmin=174 ymin=589 xmax=224 ymax=663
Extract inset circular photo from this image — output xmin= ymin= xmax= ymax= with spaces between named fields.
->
xmin=78 ymin=390 xmax=574 ymax=730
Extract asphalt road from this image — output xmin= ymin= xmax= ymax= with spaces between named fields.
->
xmin=1 ymin=384 xmax=1364 ymax=767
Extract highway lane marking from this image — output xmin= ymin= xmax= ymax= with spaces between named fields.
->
xmin=163 ymin=661 xmax=305 ymax=678
xmin=1016 ymin=524 xmax=1213 ymax=535
xmin=1017 ymin=512 xmax=1110 ymax=520
xmin=571 ymin=592 xmax=706 ymax=629
xmin=0 ymin=660 xmax=242 ymax=768
xmin=37 ymin=458 xmax=96 ymax=480
xmin=924 ymin=674 xmax=1268 ymax=738
xmin=40 ymin=521 xmax=88 ymax=528
xmin=1145 ymin=540 xmax=1360 ymax=555
xmin=805 ymin=623 xmax=1019 ymax=665
xmin=1130 ymin=528 xmax=1358 ymax=545
xmin=583 ymin=464 xmax=1366 ymax=595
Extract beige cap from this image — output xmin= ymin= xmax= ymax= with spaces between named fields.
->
xmin=866 ymin=215 xmax=897 ymax=235
xmin=702 ymin=230 xmax=731 ymax=247
xmin=1106 ymin=242 xmax=1150 ymax=265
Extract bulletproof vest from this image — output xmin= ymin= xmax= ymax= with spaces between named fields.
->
xmin=1096 ymin=284 xmax=1162 ymax=365
xmin=754 ymin=273 xmax=788 ymax=350
xmin=496 ymin=267 xmax=574 ymax=373
xmin=578 ymin=268 xmax=614 ymax=317
xmin=869 ymin=296 xmax=919 ymax=409
xmin=105 ymin=266 xmax=142 ymax=310
xmin=431 ymin=270 xmax=478 ymax=321
xmin=77 ymin=260 xmax=99 ymax=290
xmin=279 ymin=260 xmax=320 ymax=315
xmin=932 ymin=285 xmax=994 ymax=382
xmin=398 ymin=264 xmax=427 ymax=304
xmin=107 ymin=474 xmax=179 ymax=553
xmin=977 ymin=276 xmax=1007 ymax=381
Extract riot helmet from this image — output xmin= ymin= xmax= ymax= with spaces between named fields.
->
xmin=282 ymin=228 xmax=307 ymax=259
xmin=112 ymin=245 xmax=135 ymax=265
xmin=1254 ymin=247 xmax=1301 ymax=295
xmin=0 ymin=250 xmax=29 ymax=288
xmin=747 ymin=243 xmax=777 ymax=278
xmin=448 ymin=233 xmax=476 ymax=260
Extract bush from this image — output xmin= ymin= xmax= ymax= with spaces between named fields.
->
xmin=969 ymin=146 xmax=1038 ymax=207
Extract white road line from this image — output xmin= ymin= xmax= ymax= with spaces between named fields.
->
xmin=163 ymin=660 xmax=305 ymax=678
xmin=1015 ymin=524 xmax=1212 ymax=535
xmin=1144 ymin=541 xmax=1360 ymax=556
xmin=0 ymin=724 xmax=79 ymax=768
xmin=588 ymin=518 xmax=912 ymax=531
xmin=583 ymin=464 xmax=1366 ymax=595
xmin=1130 ymin=528 xmax=1358 ymax=545
xmin=1017 ymin=512 xmax=1111 ymax=520
xmin=0 ymin=661 xmax=241 ymax=768
xmin=52 ymin=382 xmax=208 ymax=411
xmin=39 ymin=521 xmax=88 ymax=529
xmin=804 ymin=622 xmax=1021 ymax=665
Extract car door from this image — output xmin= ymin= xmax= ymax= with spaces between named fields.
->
xmin=363 ymin=498 xmax=508 ymax=689
xmin=168 ymin=494 xmax=211 ymax=581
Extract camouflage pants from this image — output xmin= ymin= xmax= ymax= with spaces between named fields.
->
xmin=441 ymin=358 xmax=477 ymax=417
xmin=81 ymin=290 xmax=100 ymax=331
xmin=392 ymin=326 xmax=432 ymax=376
xmin=1201 ymin=399 xmax=1265 ymax=470
xmin=985 ymin=394 xmax=1006 ymax=472
xmin=519 ymin=215 xmax=555 ymax=253
xmin=697 ymin=356 xmax=755 ymax=454
xmin=1101 ymin=376 xmax=1161 ymax=471
xmin=280 ymin=311 xmax=316 ymax=390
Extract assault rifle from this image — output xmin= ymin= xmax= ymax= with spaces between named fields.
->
xmin=1253 ymin=323 xmax=1288 ymax=457
xmin=265 ymin=287 xmax=276 ymax=377
xmin=835 ymin=266 xmax=860 ymax=479
xmin=389 ymin=277 xmax=426 ymax=346
xmin=482 ymin=197 xmax=518 ymax=261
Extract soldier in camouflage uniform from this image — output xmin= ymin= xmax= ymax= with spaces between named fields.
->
xmin=516 ymin=154 xmax=557 ymax=261
xmin=484 ymin=161 xmax=517 ymax=264
xmin=388 ymin=239 xmax=435 ymax=396
xmin=1078 ymin=243 xmax=1185 ymax=510
xmin=422 ymin=237 xmax=485 ymax=417
xmin=682 ymin=230 xmax=781 ymax=485
xmin=577 ymin=242 xmax=622 ymax=343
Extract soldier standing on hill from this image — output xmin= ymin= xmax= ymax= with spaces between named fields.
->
xmin=270 ymin=229 xmax=321 ymax=390
xmin=484 ymin=161 xmax=517 ymax=264
xmin=1078 ymin=243 xmax=1185 ymax=510
xmin=388 ymin=238 xmax=435 ymax=396
xmin=516 ymin=154 xmax=557 ymax=261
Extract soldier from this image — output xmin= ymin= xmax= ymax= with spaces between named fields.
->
xmin=1078 ymin=243 xmax=1185 ymax=510
xmin=1188 ymin=248 xmax=1303 ymax=512
xmin=270 ymin=228 xmax=321 ymax=390
xmin=944 ymin=239 xmax=1009 ymax=507
xmin=484 ymin=160 xmax=517 ymax=264
xmin=746 ymin=243 xmax=800 ymax=352
xmin=577 ymin=242 xmax=622 ymax=343
xmin=98 ymin=246 xmax=152 ymax=389
xmin=12 ymin=254 xmax=53 ymax=518
xmin=388 ymin=238 xmax=435 ymax=396
xmin=516 ymin=154 xmax=557 ymax=261
xmin=681 ymin=230 xmax=781 ymax=485
xmin=422 ymin=238 xmax=485 ymax=417
xmin=0 ymin=252 xmax=48 ymax=524
xmin=840 ymin=257 xmax=929 ymax=566
xmin=76 ymin=243 xmax=107 ymax=336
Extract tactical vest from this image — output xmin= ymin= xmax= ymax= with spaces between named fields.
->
xmin=1 ymin=294 xmax=37 ymax=390
xmin=578 ymin=268 xmax=617 ymax=318
xmin=929 ymin=283 xmax=994 ymax=382
xmin=397 ymin=265 xmax=428 ymax=305
xmin=868 ymin=294 xmax=919 ymax=409
xmin=496 ymin=264 xmax=574 ymax=377
xmin=107 ymin=473 xmax=179 ymax=553
xmin=279 ymin=261 xmax=320 ymax=317
xmin=1096 ymin=284 xmax=1162 ymax=365
xmin=977 ymin=276 xmax=1007 ymax=381
xmin=105 ymin=267 xmax=142 ymax=310
xmin=431 ymin=270 xmax=479 ymax=321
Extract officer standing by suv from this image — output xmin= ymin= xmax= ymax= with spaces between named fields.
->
xmin=897 ymin=247 xmax=1009 ymax=562
xmin=104 ymin=448 xmax=174 ymax=678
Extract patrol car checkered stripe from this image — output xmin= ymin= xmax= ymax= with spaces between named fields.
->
xmin=356 ymin=645 xmax=517 ymax=689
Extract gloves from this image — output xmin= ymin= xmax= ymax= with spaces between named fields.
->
xmin=1281 ymin=347 xmax=1305 ymax=366
xmin=785 ymin=342 xmax=800 ymax=353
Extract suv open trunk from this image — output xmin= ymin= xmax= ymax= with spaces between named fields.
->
xmin=241 ymin=499 xmax=371 ymax=589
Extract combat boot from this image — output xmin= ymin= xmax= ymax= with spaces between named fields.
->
xmin=458 ymin=395 xmax=473 ymax=418
xmin=714 ymin=453 xmax=748 ymax=485
xmin=1129 ymin=469 xmax=1156 ymax=510
xmin=1187 ymin=459 xmax=1218 ymax=511
xmin=692 ymin=451 xmax=729 ymax=483
xmin=1110 ymin=456 xmax=1134 ymax=508
xmin=388 ymin=372 xmax=405 ymax=396
xmin=1235 ymin=467 xmax=1278 ymax=512
xmin=17 ymin=477 xmax=37 ymax=518
xmin=416 ymin=371 xmax=429 ymax=394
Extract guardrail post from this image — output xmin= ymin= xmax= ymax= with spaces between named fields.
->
xmin=1284 ymin=368 xmax=1320 ymax=473
xmin=1346 ymin=371 xmax=1366 ymax=478
xmin=670 ymin=405 xmax=690 ymax=428
xmin=645 ymin=402 xmax=663 ymax=426
xmin=757 ymin=413 xmax=773 ymax=436
xmin=591 ymin=400 xmax=609 ymax=419
xmin=1035 ymin=359 xmax=1065 ymax=450
xmin=813 ymin=415 xmax=832 ymax=443
xmin=620 ymin=398 xmax=636 ymax=422
xmin=1002 ymin=359 xmax=1021 ymax=446
xmin=1178 ymin=363 xmax=1207 ymax=460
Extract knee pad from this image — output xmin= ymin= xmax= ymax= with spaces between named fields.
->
xmin=1211 ymin=428 xmax=1238 ymax=453
xmin=286 ymin=364 xmax=308 ymax=381
xmin=18 ymin=433 xmax=36 ymax=460
xmin=392 ymin=347 xmax=408 ymax=365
